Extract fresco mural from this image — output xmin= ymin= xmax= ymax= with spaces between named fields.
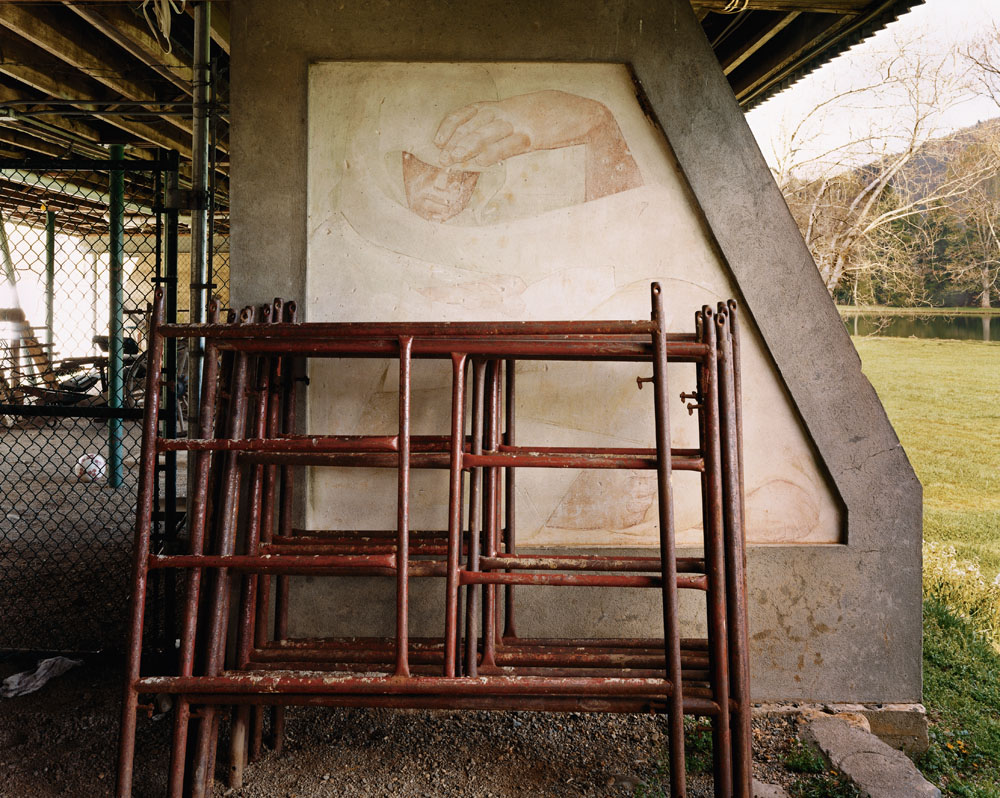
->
xmin=306 ymin=62 xmax=842 ymax=547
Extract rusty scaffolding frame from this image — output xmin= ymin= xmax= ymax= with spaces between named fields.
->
xmin=117 ymin=283 xmax=751 ymax=798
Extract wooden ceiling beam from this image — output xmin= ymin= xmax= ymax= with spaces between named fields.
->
xmin=720 ymin=12 xmax=801 ymax=74
xmin=70 ymin=5 xmax=232 ymax=154
xmin=0 ymin=34 xmax=111 ymax=104
xmin=0 ymin=170 xmax=156 ymax=216
xmin=0 ymin=127 xmax=71 ymax=159
xmin=0 ymin=5 xmax=154 ymax=101
xmin=0 ymin=80 xmax=120 ymax=152
xmin=692 ymin=0 xmax=866 ymax=12
xmin=0 ymin=172 xmax=143 ymax=218
xmin=0 ymin=144 xmax=31 ymax=160
xmin=729 ymin=11 xmax=853 ymax=102
xmin=0 ymin=37 xmax=192 ymax=156
xmin=66 ymin=3 xmax=194 ymax=95
xmin=0 ymin=181 xmax=106 ymax=215
xmin=0 ymin=5 xmax=197 ymax=145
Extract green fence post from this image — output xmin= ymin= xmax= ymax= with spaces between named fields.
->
xmin=108 ymin=145 xmax=124 ymax=488
xmin=44 ymin=208 xmax=55 ymax=356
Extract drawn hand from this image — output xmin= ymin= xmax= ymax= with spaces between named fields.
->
xmin=431 ymin=90 xmax=642 ymax=201
xmin=433 ymin=90 xmax=612 ymax=168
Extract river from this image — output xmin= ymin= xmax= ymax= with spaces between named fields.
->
xmin=843 ymin=311 xmax=999 ymax=341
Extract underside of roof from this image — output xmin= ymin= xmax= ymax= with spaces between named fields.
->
xmin=701 ymin=0 xmax=925 ymax=109
xmin=0 ymin=0 xmax=922 ymax=230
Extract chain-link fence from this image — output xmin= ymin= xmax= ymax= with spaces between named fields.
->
xmin=0 ymin=156 xmax=228 ymax=652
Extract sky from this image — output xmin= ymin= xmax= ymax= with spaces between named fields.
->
xmin=746 ymin=0 xmax=1000 ymax=172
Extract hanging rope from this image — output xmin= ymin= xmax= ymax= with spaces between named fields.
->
xmin=141 ymin=0 xmax=187 ymax=54
xmin=722 ymin=0 xmax=751 ymax=12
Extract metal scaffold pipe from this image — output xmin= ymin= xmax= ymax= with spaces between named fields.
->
xmin=108 ymin=144 xmax=125 ymax=488
xmin=187 ymin=1 xmax=213 ymax=522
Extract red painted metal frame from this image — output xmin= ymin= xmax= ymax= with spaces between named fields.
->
xmin=116 ymin=283 xmax=752 ymax=798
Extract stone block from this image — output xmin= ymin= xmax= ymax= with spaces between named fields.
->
xmin=859 ymin=704 xmax=930 ymax=755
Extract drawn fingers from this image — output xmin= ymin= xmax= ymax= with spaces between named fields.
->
xmin=442 ymin=118 xmax=518 ymax=166
xmin=469 ymin=133 xmax=532 ymax=167
xmin=433 ymin=104 xmax=481 ymax=148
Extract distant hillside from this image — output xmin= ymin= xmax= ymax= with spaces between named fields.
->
xmin=888 ymin=117 xmax=1000 ymax=198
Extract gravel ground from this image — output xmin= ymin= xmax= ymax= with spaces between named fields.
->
xmin=0 ymin=653 xmax=837 ymax=798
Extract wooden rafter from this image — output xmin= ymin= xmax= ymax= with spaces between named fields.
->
xmin=692 ymin=0 xmax=867 ymax=12
xmin=0 ymin=5 xmax=195 ymax=146
xmin=719 ymin=12 xmax=802 ymax=74
xmin=66 ymin=3 xmax=194 ymax=95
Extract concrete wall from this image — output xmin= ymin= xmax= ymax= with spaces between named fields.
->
xmin=231 ymin=0 xmax=923 ymax=702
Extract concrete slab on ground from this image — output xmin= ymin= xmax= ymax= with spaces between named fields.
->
xmin=805 ymin=716 xmax=941 ymax=798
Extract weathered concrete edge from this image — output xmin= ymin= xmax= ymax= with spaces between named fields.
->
xmin=805 ymin=716 xmax=941 ymax=798
xmin=631 ymin=0 xmax=922 ymax=701
xmin=231 ymin=0 xmax=923 ymax=702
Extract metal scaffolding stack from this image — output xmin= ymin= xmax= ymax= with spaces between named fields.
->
xmin=116 ymin=283 xmax=752 ymax=798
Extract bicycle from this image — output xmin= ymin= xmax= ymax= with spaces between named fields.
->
xmin=123 ymin=337 xmax=189 ymax=436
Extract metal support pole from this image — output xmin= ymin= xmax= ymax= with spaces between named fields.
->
xmin=91 ymin=251 xmax=99 ymax=340
xmin=165 ymin=151 xmax=179 ymax=513
xmin=188 ymin=0 xmax=212 ymax=435
xmin=108 ymin=144 xmax=125 ymax=488
xmin=44 ymin=209 xmax=55 ymax=355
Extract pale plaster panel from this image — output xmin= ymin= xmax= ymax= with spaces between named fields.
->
xmin=304 ymin=61 xmax=841 ymax=546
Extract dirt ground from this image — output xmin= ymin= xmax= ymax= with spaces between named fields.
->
xmin=0 ymin=653 xmax=829 ymax=798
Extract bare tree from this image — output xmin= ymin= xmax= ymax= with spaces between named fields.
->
xmin=936 ymin=135 xmax=1000 ymax=308
xmin=960 ymin=26 xmax=1000 ymax=307
xmin=966 ymin=22 xmax=1000 ymax=110
xmin=765 ymin=44 xmax=996 ymax=301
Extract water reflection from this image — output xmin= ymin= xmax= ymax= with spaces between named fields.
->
xmin=843 ymin=312 xmax=999 ymax=341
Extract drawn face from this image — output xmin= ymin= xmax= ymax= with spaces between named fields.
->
xmin=402 ymin=151 xmax=480 ymax=222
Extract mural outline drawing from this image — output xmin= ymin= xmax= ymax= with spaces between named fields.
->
xmin=307 ymin=61 xmax=843 ymax=549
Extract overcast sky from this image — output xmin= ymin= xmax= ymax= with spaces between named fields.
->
xmin=746 ymin=0 xmax=1000 ymax=170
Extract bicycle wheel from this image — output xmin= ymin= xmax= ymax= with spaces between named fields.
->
xmin=124 ymin=342 xmax=189 ymax=435
xmin=123 ymin=353 xmax=147 ymax=409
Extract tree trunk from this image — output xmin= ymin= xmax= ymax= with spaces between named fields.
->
xmin=982 ymin=267 xmax=992 ymax=308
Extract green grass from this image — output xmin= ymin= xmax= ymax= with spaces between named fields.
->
xmin=783 ymin=740 xmax=826 ymax=774
xmin=854 ymin=336 xmax=1000 ymax=796
xmin=788 ymin=773 xmax=861 ymax=798
xmin=919 ymin=601 xmax=1000 ymax=797
xmin=853 ymin=337 xmax=1000 ymax=577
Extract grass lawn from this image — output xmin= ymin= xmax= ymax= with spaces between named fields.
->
xmin=854 ymin=337 xmax=1000 ymax=577
xmin=921 ymin=601 xmax=1000 ymax=797
xmin=853 ymin=336 xmax=1000 ymax=797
